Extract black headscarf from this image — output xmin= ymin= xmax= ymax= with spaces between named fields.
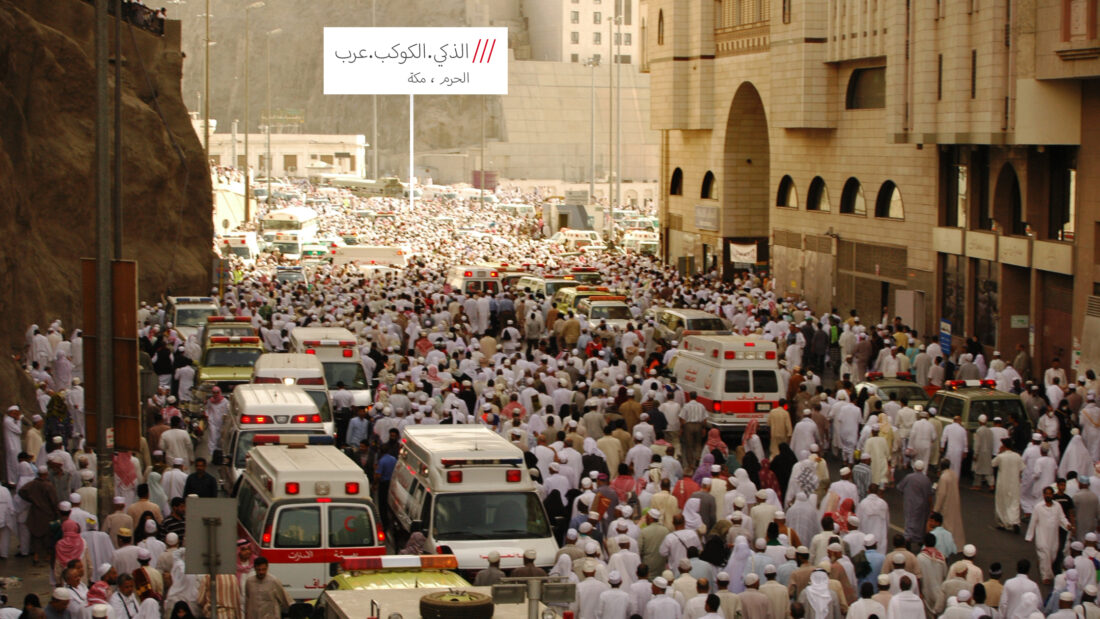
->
xmin=770 ymin=443 xmax=798 ymax=495
xmin=741 ymin=451 xmax=761 ymax=487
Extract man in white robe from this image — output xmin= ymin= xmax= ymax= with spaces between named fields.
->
xmin=1025 ymin=486 xmax=1072 ymax=583
xmin=939 ymin=416 xmax=968 ymax=478
xmin=908 ymin=410 xmax=936 ymax=467
xmin=992 ymin=440 xmax=1024 ymax=530
xmin=832 ymin=392 xmax=861 ymax=464
xmin=856 ymin=484 xmax=890 ymax=555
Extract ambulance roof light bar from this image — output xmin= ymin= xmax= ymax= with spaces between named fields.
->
xmin=251 ymin=434 xmax=336 ymax=446
xmin=340 ymin=555 xmax=459 ymax=571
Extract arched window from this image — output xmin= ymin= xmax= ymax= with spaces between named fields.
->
xmin=875 ymin=181 xmax=904 ymax=218
xmin=807 ymin=176 xmax=831 ymax=212
xmin=776 ymin=175 xmax=798 ymax=208
xmin=846 ymin=67 xmax=886 ymax=109
xmin=700 ymin=171 xmax=716 ymax=199
xmin=669 ymin=167 xmax=683 ymax=195
xmin=657 ymin=10 xmax=665 ymax=45
xmin=840 ymin=177 xmax=866 ymax=215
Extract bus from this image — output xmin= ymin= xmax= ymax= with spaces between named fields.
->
xmin=261 ymin=207 xmax=319 ymax=245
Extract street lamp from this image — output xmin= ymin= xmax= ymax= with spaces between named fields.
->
xmin=265 ymin=27 xmax=283 ymax=204
xmin=242 ymin=0 xmax=264 ymax=222
xmin=199 ymin=10 xmax=214 ymax=163
xmin=583 ymin=56 xmax=600 ymax=205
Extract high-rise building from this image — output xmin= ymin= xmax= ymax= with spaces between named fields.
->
xmin=647 ymin=0 xmax=1100 ymax=377
xmin=527 ymin=0 xmax=641 ymax=64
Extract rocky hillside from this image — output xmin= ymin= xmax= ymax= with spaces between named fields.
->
xmin=0 ymin=0 xmax=212 ymax=408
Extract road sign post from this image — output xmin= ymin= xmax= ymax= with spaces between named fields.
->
xmin=184 ymin=498 xmax=237 ymax=619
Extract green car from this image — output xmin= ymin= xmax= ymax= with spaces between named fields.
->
xmin=929 ymin=380 xmax=1027 ymax=431
xmin=854 ymin=372 xmax=931 ymax=410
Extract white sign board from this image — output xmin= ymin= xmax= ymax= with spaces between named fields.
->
xmin=565 ymin=190 xmax=589 ymax=207
xmin=324 ymin=27 xmax=509 ymax=95
xmin=695 ymin=205 xmax=719 ymax=231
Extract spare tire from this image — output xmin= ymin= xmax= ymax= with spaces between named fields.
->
xmin=419 ymin=590 xmax=494 ymax=619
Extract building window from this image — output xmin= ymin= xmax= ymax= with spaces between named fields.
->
xmin=658 ymin=10 xmax=664 ymax=45
xmin=806 ymin=176 xmax=831 ymax=212
xmin=594 ymin=31 xmax=602 ymax=44
xmin=973 ymin=259 xmax=999 ymax=348
xmin=776 ymin=175 xmax=798 ymax=208
xmin=594 ymin=11 xmax=602 ymax=24
xmin=845 ymin=67 xmax=886 ymax=109
xmin=571 ymin=31 xmax=580 ymax=44
xmin=1049 ymin=147 xmax=1078 ymax=241
xmin=937 ymin=54 xmax=943 ymax=100
xmin=571 ymin=10 xmax=580 ymax=23
xmin=616 ymin=54 xmax=632 ymax=63
xmin=625 ymin=33 xmax=632 ymax=45
xmin=940 ymin=152 xmax=967 ymax=228
xmin=840 ymin=177 xmax=867 ymax=215
xmin=669 ymin=167 xmax=683 ymax=195
xmin=875 ymin=181 xmax=904 ymax=219
xmin=940 ymin=254 xmax=966 ymax=338
xmin=993 ymin=162 xmax=1024 ymax=235
xmin=783 ymin=0 xmax=792 ymax=23
xmin=615 ymin=33 xmax=621 ymax=45
xmin=970 ymin=49 xmax=977 ymax=98
xmin=571 ymin=53 xmax=580 ymax=63
xmin=701 ymin=171 xmax=716 ymax=199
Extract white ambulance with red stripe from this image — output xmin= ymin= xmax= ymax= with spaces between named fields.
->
xmin=235 ymin=435 xmax=384 ymax=601
xmin=671 ymin=334 xmax=783 ymax=429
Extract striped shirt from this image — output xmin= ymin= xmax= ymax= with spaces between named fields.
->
xmin=679 ymin=401 xmax=708 ymax=423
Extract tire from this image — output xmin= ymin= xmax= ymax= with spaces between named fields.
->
xmin=419 ymin=590 xmax=495 ymax=619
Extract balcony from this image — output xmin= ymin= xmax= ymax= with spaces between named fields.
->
xmin=714 ymin=0 xmax=770 ymax=57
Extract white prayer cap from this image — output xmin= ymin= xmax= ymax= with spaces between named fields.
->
xmin=58 ymin=501 xmax=72 ymax=511
xmin=878 ymin=574 xmax=891 ymax=586
xmin=755 ymin=489 xmax=767 ymax=500
xmin=711 ymin=464 xmax=720 ymax=473
xmin=957 ymin=590 xmax=972 ymax=602
xmin=523 ymin=548 xmax=537 ymax=560
xmin=775 ymin=511 xmax=785 ymax=519
xmin=566 ymin=528 xmax=579 ymax=540
xmin=785 ymin=546 xmax=797 ymax=559
xmin=145 ymin=519 xmax=158 ymax=533
xmin=839 ymin=467 xmax=851 ymax=476
xmin=608 ymin=570 xmax=622 ymax=584
xmin=743 ymin=573 xmax=759 ymax=586
xmin=764 ymin=564 xmax=777 ymax=575
xmin=1032 ymin=432 xmax=1043 ymax=441
xmin=648 ymin=508 xmax=662 ymax=519
xmin=31 ymin=415 xmax=42 ymax=423
xmin=165 ymin=532 xmax=179 ymax=546
xmin=69 ymin=492 xmax=82 ymax=504
xmin=678 ymin=558 xmax=692 ymax=570
xmin=810 ymin=444 xmax=819 ymax=453
xmin=587 ymin=510 xmax=600 ymax=519
xmin=1086 ymin=585 xmax=1099 ymax=596
xmin=1072 ymin=541 xmax=1085 ymax=551
xmin=6 ymin=405 xmax=19 ymax=412
xmin=717 ymin=572 xmax=730 ymax=582
xmin=701 ymin=478 xmax=712 ymax=486
xmin=585 ymin=541 xmax=600 ymax=554
xmin=802 ymin=409 xmax=812 ymax=417
xmin=827 ymin=542 xmax=843 ymax=553
xmin=52 ymin=436 xmax=63 ymax=444
xmin=52 ymin=588 xmax=71 ymax=602
xmin=733 ymin=497 xmax=746 ymax=508
xmin=731 ymin=512 xmax=743 ymax=521
xmin=92 ymin=605 xmax=109 ymax=618
xmin=634 ymin=432 xmax=644 ymax=440
xmin=847 ymin=515 xmax=859 ymax=526
xmin=653 ymin=577 xmax=668 ymax=589
xmin=977 ymin=414 xmax=987 ymax=423
xmin=1061 ymin=591 xmax=1075 ymax=602
xmin=963 ymin=544 xmax=977 ymax=557
xmin=113 ymin=496 xmax=125 ymax=505
xmin=1087 ymin=532 xmax=1098 ymax=542
xmin=755 ymin=538 xmax=766 ymax=550
xmin=620 ymin=505 xmax=633 ymax=517
xmin=863 ymin=534 xmax=876 ymax=546
xmin=893 ymin=553 xmax=906 ymax=565
xmin=579 ymin=522 xmax=593 ymax=534
xmin=796 ymin=546 xmax=810 ymax=555
xmin=37 ymin=465 xmax=48 ymax=475
xmin=913 ymin=460 xmax=926 ymax=471
xmin=80 ymin=470 xmax=94 ymax=480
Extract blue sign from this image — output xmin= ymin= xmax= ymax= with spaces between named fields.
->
xmin=939 ymin=319 xmax=952 ymax=358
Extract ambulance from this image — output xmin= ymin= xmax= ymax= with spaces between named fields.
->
xmin=547 ymin=228 xmax=602 ymax=250
xmin=622 ymin=229 xmax=659 ymax=255
xmin=551 ymin=285 xmax=617 ymax=313
xmin=234 ymin=435 xmax=383 ymax=600
xmin=288 ymin=328 xmax=371 ymax=409
xmin=332 ymin=246 xmax=413 ymax=269
xmin=575 ymin=295 xmax=634 ymax=330
xmin=387 ymin=426 xmax=558 ymax=574
xmin=671 ymin=334 xmax=783 ymax=429
xmin=250 ymin=353 xmax=334 ymax=436
xmin=214 ymin=384 xmax=328 ymax=492
xmin=444 ymin=266 xmax=502 ymax=295
xmin=267 ymin=232 xmax=307 ymax=260
xmin=217 ymin=233 xmax=261 ymax=264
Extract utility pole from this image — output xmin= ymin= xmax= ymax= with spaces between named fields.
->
xmin=203 ymin=0 xmax=210 ymax=164
xmin=371 ymin=0 xmax=379 ymax=180
xmin=242 ymin=1 xmax=265 ymax=221
xmin=480 ymin=95 xmax=485 ymax=209
xmin=585 ymin=57 xmax=598 ymax=204
xmin=113 ymin=0 xmax=123 ymax=255
xmin=265 ymin=28 xmax=281 ymax=205
xmin=615 ymin=9 xmax=623 ymax=211
xmin=607 ymin=17 xmax=614 ymax=243
xmin=94 ymin=0 xmax=115 ymax=522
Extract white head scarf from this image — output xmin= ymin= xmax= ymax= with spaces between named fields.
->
xmin=804 ymin=570 xmax=833 ymax=619
xmin=683 ymin=498 xmax=703 ymax=530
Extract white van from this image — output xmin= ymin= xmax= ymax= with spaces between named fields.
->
xmin=251 ymin=353 xmax=334 ymax=436
xmin=622 ymin=229 xmax=659 ymax=255
xmin=235 ymin=436 xmax=383 ymax=600
xmin=548 ymin=228 xmax=602 ymax=250
xmin=287 ymin=328 xmax=371 ymax=409
xmin=215 ymin=384 xmax=328 ymax=492
xmin=444 ymin=266 xmax=502 ymax=296
xmin=332 ymin=246 xmax=413 ymax=269
xmin=671 ymin=334 xmax=783 ymax=429
xmin=388 ymin=426 xmax=558 ymax=573
xmin=218 ymin=232 xmax=261 ymax=264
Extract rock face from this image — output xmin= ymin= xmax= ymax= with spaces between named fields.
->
xmin=0 ymin=0 xmax=212 ymax=407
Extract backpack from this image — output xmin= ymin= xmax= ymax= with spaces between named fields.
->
xmin=852 ymin=550 xmax=872 ymax=578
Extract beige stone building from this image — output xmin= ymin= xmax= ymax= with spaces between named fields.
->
xmin=646 ymin=0 xmax=1100 ymax=377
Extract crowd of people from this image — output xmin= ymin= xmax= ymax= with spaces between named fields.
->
xmin=4 ymin=172 xmax=1100 ymax=619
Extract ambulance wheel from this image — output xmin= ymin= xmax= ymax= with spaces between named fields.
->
xmin=419 ymin=590 xmax=494 ymax=619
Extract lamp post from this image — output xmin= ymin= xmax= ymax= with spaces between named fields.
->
xmin=265 ymin=27 xmax=282 ymax=205
xmin=242 ymin=1 xmax=264 ymax=222
xmin=202 ymin=0 xmax=210 ymax=163
xmin=371 ymin=0 xmax=378 ymax=180
xmin=615 ymin=12 xmax=623 ymax=211
xmin=584 ymin=56 xmax=599 ymax=204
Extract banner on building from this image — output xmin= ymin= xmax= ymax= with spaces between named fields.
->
xmin=324 ymin=27 xmax=509 ymax=95
xmin=728 ymin=242 xmax=758 ymax=264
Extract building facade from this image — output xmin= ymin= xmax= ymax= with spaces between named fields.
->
xmin=527 ymin=0 xmax=642 ymax=64
xmin=204 ymin=131 xmax=368 ymax=179
xmin=648 ymin=0 xmax=1100 ymax=377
